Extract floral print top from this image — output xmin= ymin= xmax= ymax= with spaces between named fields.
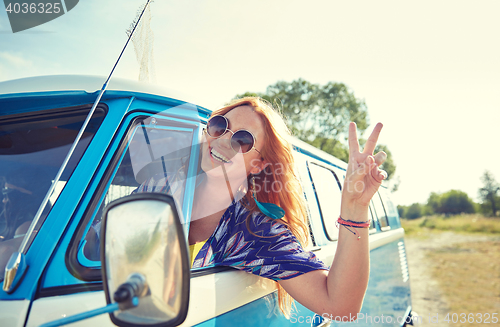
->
xmin=135 ymin=172 xmax=329 ymax=281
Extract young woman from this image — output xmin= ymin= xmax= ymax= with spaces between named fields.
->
xmin=139 ymin=97 xmax=387 ymax=319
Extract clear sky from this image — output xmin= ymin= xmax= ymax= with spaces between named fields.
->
xmin=1 ymin=0 xmax=499 ymax=206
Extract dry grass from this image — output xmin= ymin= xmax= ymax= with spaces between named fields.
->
xmin=402 ymin=215 xmax=500 ymax=326
xmin=402 ymin=214 xmax=500 ymax=237
xmin=426 ymin=240 xmax=500 ymax=326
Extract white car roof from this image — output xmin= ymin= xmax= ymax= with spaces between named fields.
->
xmin=0 ymin=74 xmax=348 ymax=170
xmin=0 ymin=75 xmax=201 ymax=106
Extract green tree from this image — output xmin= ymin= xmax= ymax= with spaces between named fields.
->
xmin=374 ymin=144 xmax=397 ymax=190
xmin=406 ymin=203 xmax=423 ymax=219
xmin=439 ymin=190 xmax=475 ymax=215
xmin=478 ymin=170 xmax=500 ymax=216
xmin=428 ymin=190 xmax=475 ymax=215
xmin=235 ymin=79 xmax=397 ymax=182
xmin=237 ymin=79 xmax=367 ymax=152
xmin=427 ymin=192 xmax=441 ymax=215
xmin=397 ymin=205 xmax=406 ymax=218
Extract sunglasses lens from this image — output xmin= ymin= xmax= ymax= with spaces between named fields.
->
xmin=232 ymin=130 xmax=254 ymax=153
xmin=207 ymin=115 xmax=227 ymax=137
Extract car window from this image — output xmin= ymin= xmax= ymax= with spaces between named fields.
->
xmin=308 ymin=163 xmax=342 ymax=241
xmin=368 ymin=205 xmax=377 ymax=232
xmin=378 ymin=186 xmax=399 ymax=220
xmin=371 ymin=192 xmax=390 ymax=229
xmin=79 ymin=116 xmax=197 ymax=265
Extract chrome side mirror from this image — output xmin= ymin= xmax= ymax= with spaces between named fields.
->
xmin=101 ymin=193 xmax=190 ymax=327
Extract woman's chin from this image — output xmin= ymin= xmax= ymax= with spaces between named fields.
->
xmin=202 ymin=160 xmax=248 ymax=182
xmin=201 ymin=154 xmax=228 ymax=172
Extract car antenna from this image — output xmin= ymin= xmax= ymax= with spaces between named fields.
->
xmin=3 ymin=0 xmax=154 ymax=293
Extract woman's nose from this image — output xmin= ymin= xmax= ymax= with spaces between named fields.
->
xmin=217 ymin=131 xmax=233 ymax=149
xmin=220 ymin=129 xmax=233 ymax=141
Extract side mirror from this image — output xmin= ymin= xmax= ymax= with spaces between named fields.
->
xmin=101 ymin=193 xmax=190 ymax=327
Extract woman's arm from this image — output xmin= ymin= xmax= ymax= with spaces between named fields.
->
xmin=279 ymin=122 xmax=387 ymax=319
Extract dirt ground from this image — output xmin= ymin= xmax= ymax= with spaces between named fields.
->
xmin=404 ymin=232 xmax=498 ymax=326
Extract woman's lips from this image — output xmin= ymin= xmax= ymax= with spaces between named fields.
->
xmin=209 ymin=146 xmax=233 ymax=164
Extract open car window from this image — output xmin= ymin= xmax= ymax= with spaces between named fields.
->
xmin=308 ymin=162 xmax=342 ymax=241
xmin=79 ymin=116 xmax=198 ymax=267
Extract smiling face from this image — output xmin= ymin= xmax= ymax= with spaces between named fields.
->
xmin=201 ymin=105 xmax=266 ymax=183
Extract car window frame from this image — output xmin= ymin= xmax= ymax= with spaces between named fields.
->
xmin=371 ymin=191 xmax=391 ymax=231
xmin=307 ymin=161 xmax=343 ymax=241
xmin=66 ymin=112 xmax=201 ymax=281
xmin=368 ymin=204 xmax=378 ymax=234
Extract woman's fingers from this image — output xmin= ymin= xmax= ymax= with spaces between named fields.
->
xmin=348 ymin=122 xmax=360 ymax=155
xmin=373 ymin=151 xmax=387 ymax=166
xmin=363 ymin=122 xmax=383 ymax=155
xmin=373 ymin=151 xmax=387 ymax=182
xmin=371 ymin=164 xmax=387 ymax=183
xmin=350 ymin=155 xmax=374 ymax=181
xmin=346 ymin=122 xmax=388 ymax=191
xmin=351 ymin=155 xmax=387 ymax=184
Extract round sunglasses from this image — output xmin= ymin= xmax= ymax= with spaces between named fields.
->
xmin=206 ymin=115 xmax=262 ymax=155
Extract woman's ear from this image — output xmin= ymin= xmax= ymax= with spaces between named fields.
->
xmin=249 ymin=158 xmax=268 ymax=175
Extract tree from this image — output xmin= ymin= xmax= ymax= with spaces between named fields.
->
xmin=427 ymin=192 xmax=440 ymax=215
xmin=439 ymin=190 xmax=475 ymax=215
xmin=397 ymin=205 xmax=406 ymax=218
xmin=406 ymin=203 xmax=423 ymax=219
xmin=373 ymin=144 xmax=397 ymax=191
xmin=234 ymin=79 xmax=398 ymax=182
xmin=427 ymin=190 xmax=475 ymax=216
xmin=478 ymin=170 xmax=500 ymax=216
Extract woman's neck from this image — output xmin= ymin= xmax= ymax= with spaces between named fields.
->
xmin=191 ymin=173 xmax=244 ymax=222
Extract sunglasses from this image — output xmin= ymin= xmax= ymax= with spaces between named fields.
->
xmin=206 ymin=115 xmax=262 ymax=155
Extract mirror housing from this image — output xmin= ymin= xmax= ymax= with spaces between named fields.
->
xmin=100 ymin=193 xmax=190 ymax=327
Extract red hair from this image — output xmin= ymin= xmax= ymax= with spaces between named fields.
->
xmin=211 ymin=97 xmax=310 ymax=317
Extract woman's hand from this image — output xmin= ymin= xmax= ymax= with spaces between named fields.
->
xmin=280 ymin=122 xmax=386 ymax=317
xmin=341 ymin=122 xmax=387 ymax=220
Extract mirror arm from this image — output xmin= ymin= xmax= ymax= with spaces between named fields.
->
xmin=39 ymin=275 xmax=146 ymax=327
xmin=39 ymin=302 xmax=122 ymax=327
xmin=113 ymin=273 xmax=149 ymax=311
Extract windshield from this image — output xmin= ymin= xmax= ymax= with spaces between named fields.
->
xmin=0 ymin=106 xmax=105 ymax=277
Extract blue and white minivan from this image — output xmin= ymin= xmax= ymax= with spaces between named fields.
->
xmin=0 ymin=75 xmax=414 ymax=327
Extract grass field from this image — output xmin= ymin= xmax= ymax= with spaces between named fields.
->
xmin=427 ymin=240 xmax=500 ymax=321
xmin=401 ymin=214 xmax=500 ymax=237
xmin=402 ymin=215 xmax=500 ymax=326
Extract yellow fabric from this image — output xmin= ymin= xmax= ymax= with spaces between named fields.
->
xmin=189 ymin=239 xmax=207 ymax=268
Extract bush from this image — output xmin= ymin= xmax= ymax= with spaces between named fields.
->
xmin=397 ymin=205 xmax=406 ymax=218
xmin=406 ymin=203 xmax=423 ymax=219
xmin=426 ymin=190 xmax=475 ymax=216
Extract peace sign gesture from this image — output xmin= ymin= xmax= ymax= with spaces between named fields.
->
xmin=341 ymin=122 xmax=387 ymax=221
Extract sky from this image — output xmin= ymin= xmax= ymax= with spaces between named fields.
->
xmin=1 ymin=0 xmax=499 ymax=206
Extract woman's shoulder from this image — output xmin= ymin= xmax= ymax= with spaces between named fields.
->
xmin=208 ymin=200 xmax=328 ymax=280
xmin=229 ymin=200 xmax=290 ymax=238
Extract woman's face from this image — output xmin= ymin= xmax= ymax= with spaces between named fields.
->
xmin=201 ymin=105 xmax=265 ymax=183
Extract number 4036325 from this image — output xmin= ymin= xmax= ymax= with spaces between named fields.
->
xmin=5 ymin=2 xmax=62 ymax=14
xmin=444 ymin=313 xmax=498 ymax=324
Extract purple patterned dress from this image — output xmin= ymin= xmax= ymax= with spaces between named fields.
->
xmin=136 ymin=173 xmax=329 ymax=281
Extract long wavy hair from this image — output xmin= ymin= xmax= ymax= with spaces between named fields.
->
xmin=210 ymin=97 xmax=310 ymax=318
